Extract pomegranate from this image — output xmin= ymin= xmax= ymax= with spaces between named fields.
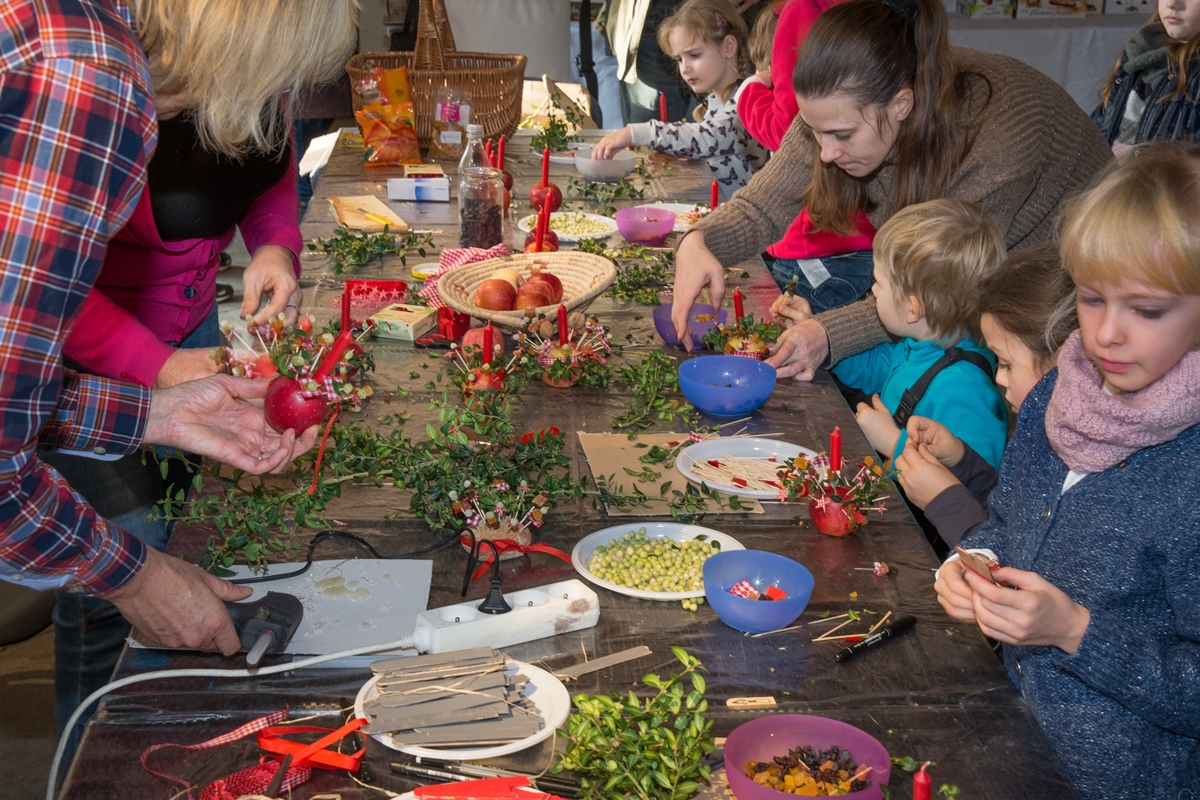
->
xmin=807 ymin=487 xmax=867 ymax=537
xmin=461 ymin=326 xmax=504 ymax=358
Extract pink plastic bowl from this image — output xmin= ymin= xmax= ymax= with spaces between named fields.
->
xmin=615 ymin=206 xmax=676 ymax=246
xmin=724 ymin=714 xmax=891 ymax=800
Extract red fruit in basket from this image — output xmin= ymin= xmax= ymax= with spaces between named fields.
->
xmin=529 ymin=267 xmax=563 ymax=303
xmin=264 ymin=376 xmax=329 ymax=433
xmin=520 ymin=274 xmax=556 ymax=299
xmin=524 ymin=228 xmax=560 ymax=251
xmin=514 ymin=287 xmax=551 ymax=310
xmin=474 ymin=278 xmax=517 ymax=310
xmin=461 ymin=326 xmax=504 ymax=357
xmin=529 ymin=181 xmax=562 ymax=213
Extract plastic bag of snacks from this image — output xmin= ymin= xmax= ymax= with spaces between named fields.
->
xmin=353 ymin=66 xmax=386 ymax=105
xmin=379 ymin=65 xmax=412 ymax=106
xmin=357 ymin=102 xmax=422 ymax=165
xmin=427 ymin=86 xmax=472 ymax=160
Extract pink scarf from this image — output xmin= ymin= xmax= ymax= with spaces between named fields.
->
xmin=1044 ymin=331 xmax=1200 ymax=472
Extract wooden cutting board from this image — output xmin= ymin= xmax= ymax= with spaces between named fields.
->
xmin=329 ymin=195 xmax=409 ymax=233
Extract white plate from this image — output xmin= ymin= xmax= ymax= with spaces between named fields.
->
xmin=548 ymin=142 xmax=586 ymax=164
xmin=676 ymin=438 xmax=817 ymax=500
xmin=646 ymin=202 xmax=712 ymax=233
xmin=517 ymin=211 xmax=618 ymax=242
xmin=354 ymin=659 xmax=569 ymax=760
xmin=572 ymin=522 xmax=744 ymax=600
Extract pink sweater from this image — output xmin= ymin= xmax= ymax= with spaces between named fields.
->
xmin=64 ymin=164 xmax=302 ymax=387
xmin=736 ymin=0 xmax=875 ymax=260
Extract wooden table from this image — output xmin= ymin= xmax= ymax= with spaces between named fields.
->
xmin=58 ymin=134 xmax=1079 ymax=800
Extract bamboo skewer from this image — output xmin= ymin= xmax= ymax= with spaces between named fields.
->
xmin=867 ymin=610 xmax=892 ymax=636
xmin=812 ymin=618 xmax=855 ymax=641
xmin=809 ymin=613 xmax=850 ymax=625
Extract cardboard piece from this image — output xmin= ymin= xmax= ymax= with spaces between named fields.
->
xmin=329 ymin=195 xmax=410 ymax=233
xmin=578 ymin=433 xmax=763 ymax=515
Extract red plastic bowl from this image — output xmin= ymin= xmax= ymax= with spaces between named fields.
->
xmin=724 ymin=714 xmax=891 ymax=800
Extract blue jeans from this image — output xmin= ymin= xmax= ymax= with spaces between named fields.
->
xmin=48 ymin=304 xmax=220 ymax=763
xmin=769 ymin=250 xmax=876 ymax=314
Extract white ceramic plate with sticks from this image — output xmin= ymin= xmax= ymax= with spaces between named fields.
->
xmin=354 ymin=659 xmax=569 ymax=760
xmin=675 ymin=438 xmax=817 ymax=500
xmin=572 ymin=522 xmax=744 ymax=600
xmin=646 ymin=202 xmax=712 ymax=233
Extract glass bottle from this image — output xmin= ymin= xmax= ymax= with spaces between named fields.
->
xmin=458 ymin=125 xmax=503 ymax=248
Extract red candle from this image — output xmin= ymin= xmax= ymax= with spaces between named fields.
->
xmin=482 ymin=322 xmax=494 ymax=365
xmin=711 ymin=179 xmax=720 ymax=210
xmin=498 ymin=135 xmax=506 ymax=170
xmin=557 ymin=304 xmax=568 ymax=345
xmin=341 ymin=283 xmax=351 ymax=331
xmin=913 ymin=762 xmax=932 ymax=800
xmin=315 ymin=329 xmax=355 ymax=381
xmin=658 ymin=92 xmax=667 ymax=122
xmin=535 ymin=205 xmax=545 ymax=252
xmin=830 ymin=426 xmax=842 ymax=474
xmin=541 ymin=147 xmax=550 ymax=187
xmin=733 ymin=288 xmax=744 ymax=321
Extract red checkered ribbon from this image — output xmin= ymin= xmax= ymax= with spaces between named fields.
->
xmin=730 ymin=348 xmax=765 ymax=361
xmin=730 ymin=580 xmax=760 ymax=599
xmin=417 ymin=243 xmax=510 ymax=308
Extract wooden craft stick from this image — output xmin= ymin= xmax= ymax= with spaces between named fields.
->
xmin=812 ymin=618 xmax=855 ymax=641
xmin=809 ymin=613 xmax=851 ymax=626
xmin=867 ymin=610 xmax=892 ymax=636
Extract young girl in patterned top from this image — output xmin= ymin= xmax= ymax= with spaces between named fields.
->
xmin=590 ymin=0 xmax=767 ymax=198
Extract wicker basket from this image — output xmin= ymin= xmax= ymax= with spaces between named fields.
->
xmin=437 ymin=252 xmax=617 ymax=330
xmin=346 ymin=0 xmax=527 ymax=150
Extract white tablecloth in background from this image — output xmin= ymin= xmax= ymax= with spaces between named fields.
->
xmin=948 ymin=13 xmax=1142 ymax=111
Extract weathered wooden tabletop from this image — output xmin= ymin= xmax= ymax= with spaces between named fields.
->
xmin=60 ymin=134 xmax=1078 ymax=800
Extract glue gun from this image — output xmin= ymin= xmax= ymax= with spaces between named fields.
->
xmin=225 ymin=591 xmax=304 ymax=666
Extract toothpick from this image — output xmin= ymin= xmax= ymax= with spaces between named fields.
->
xmin=812 ymin=618 xmax=854 ymax=641
xmin=748 ymin=623 xmax=805 ymax=638
xmin=254 ymin=328 xmax=269 ymax=353
xmin=809 ymin=613 xmax=850 ymax=625
xmin=867 ymin=610 xmax=892 ymax=636
xmin=813 ymin=633 xmax=874 ymax=642
xmin=718 ymin=416 xmax=752 ymax=429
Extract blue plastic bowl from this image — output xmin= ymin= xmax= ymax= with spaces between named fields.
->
xmin=652 ymin=303 xmax=726 ymax=349
xmin=703 ymin=550 xmax=814 ymax=633
xmin=677 ymin=355 xmax=776 ymax=417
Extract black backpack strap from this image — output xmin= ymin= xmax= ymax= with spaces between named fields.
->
xmin=892 ymin=347 xmax=994 ymax=428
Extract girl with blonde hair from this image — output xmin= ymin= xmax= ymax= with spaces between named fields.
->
xmin=591 ymin=0 xmax=767 ymax=196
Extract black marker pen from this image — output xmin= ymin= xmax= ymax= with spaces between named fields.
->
xmin=834 ymin=614 xmax=917 ymax=663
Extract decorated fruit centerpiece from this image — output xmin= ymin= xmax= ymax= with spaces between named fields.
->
xmin=518 ymin=305 xmax=611 ymax=388
xmin=263 ymin=327 xmax=372 ymax=433
xmin=700 ymin=289 xmax=782 ymax=359
xmin=523 ymin=205 xmax=560 ymax=253
xmin=776 ymin=427 xmax=894 ymax=536
xmin=529 ymin=146 xmax=562 ymax=213
xmin=447 ymin=322 xmax=523 ymax=408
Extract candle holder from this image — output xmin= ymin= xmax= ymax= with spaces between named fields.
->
xmin=776 ymin=453 xmax=894 ymax=537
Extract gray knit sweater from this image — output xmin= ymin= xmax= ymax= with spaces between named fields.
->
xmin=693 ymin=48 xmax=1113 ymax=364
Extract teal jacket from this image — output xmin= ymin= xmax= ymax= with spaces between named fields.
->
xmin=833 ymin=337 xmax=1008 ymax=468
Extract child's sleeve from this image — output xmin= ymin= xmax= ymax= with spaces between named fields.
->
xmin=924 ymin=485 xmax=988 ymax=547
xmin=831 ymin=342 xmax=895 ymax=397
xmin=1054 ymin=520 xmax=1200 ymax=738
xmin=628 ymin=99 xmax=747 ymax=161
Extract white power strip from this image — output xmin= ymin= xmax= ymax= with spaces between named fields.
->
xmin=412 ymin=579 xmax=600 ymax=653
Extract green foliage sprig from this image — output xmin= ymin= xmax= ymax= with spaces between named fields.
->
xmin=613 ymin=351 xmax=698 ymax=430
xmin=552 ymin=647 xmax=715 ymax=800
xmin=526 ymin=93 xmax=585 ymax=152
xmin=699 ymin=312 xmax=783 ymax=354
xmin=577 ymin=239 xmax=675 ymax=306
xmin=567 ymin=176 xmax=645 ymax=216
xmin=307 ymin=226 xmax=432 ymax=273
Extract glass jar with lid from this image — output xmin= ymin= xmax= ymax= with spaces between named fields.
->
xmin=458 ymin=124 xmax=503 ymax=248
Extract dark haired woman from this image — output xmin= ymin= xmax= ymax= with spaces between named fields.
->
xmin=670 ymin=0 xmax=1112 ymax=377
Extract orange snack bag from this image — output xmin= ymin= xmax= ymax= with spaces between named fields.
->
xmin=380 ymin=66 xmax=412 ymax=106
xmin=356 ymin=102 xmax=422 ymax=166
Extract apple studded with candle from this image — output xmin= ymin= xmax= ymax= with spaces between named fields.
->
xmin=516 ymin=306 xmax=612 ymax=389
xmin=700 ymin=298 xmax=782 ymax=360
xmin=447 ymin=322 xmax=527 ymax=408
xmin=776 ymin=434 xmax=894 ymax=536
xmin=530 ymin=147 xmax=562 ymax=213
xmin=258 ymin=324 xmax=374 ymax=433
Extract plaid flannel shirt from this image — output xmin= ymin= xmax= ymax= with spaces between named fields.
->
xmin=0 ymin=0 xmax=159 ymax=594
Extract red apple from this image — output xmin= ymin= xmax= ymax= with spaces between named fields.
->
xmin=524 ymin=241 xmax=558 ymax=254
xmin=520 ymin=275 xmax=556 ymax=299
xmin=529 ymin=181 xmax=562 ymax=213
xmin=524 ymin=228 xmax=560 ymax=251
xmin=264 ymin=376 xmax=329 ymax=433
xmin=474 ymin=278 xmax=517 ymax=310
xmin=514 ymin=288 xmax=551 ymax=310
xmin=501 ymin=169 xmax=513 ymax=191
xmin=529 ymin=268 xmax=563 ymax=303
xmin=461 ymin=327 xmax=505 ymax=358
xmin=807 ymin=488 xmax=866 ymax=537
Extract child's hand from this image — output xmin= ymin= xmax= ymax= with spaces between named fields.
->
xmin=964 ymin=567 xmax=1092 ymax=655
xmin=854 ymin=395 xmax=900 ymax=457
xmin=906 ymin=416 xmax=965 ymax=468
xmin=934 ymin=559 xmax=978 ymax=623
xmin=592 ymin=128 xmax=633 ymax=160
xmin=895 ymin=439 xmax=960 ymax=510
xmin=769 ymin=293 xmax=813 ymax=327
